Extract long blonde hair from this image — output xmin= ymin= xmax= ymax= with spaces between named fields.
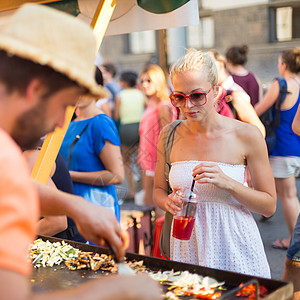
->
xmin=141 ymin=64 xmax=170 ymax=101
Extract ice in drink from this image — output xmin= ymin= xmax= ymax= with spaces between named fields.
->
xmin=172 ymin=216 xmax=195 ymax=240
xmin=172 ymin=188 xmax=198 ymax=240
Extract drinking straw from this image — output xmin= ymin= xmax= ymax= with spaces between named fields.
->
xmin=185 ymin=176 xmax=196 ymax=218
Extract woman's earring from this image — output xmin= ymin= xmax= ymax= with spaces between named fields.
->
xmin=214 ymin=100 xmax=223 ymax=113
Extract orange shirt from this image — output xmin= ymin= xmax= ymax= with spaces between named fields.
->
xmin=0 ymin=129 xmax=39 ymax=276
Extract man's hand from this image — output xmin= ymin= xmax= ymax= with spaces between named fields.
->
xmin=36 ymin=184 xmax=126 ymax=261
xmin=99 ymin=274 xmax=162 ymax=300
xmin=74 ymin=201 xmax=126 ymax=261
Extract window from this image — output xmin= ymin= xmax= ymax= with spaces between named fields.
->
xmin=128 ymin=30 xmax=156 ymax=54
xmin=276 ymin=7 xmax=292 ymax=41
xmin=271 ymin=5 xmax=300 ymax=41
xmin=186 ymin=17 xmax=214 ymax=49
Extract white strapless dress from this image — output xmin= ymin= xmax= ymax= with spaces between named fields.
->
xmin=169 ymin=161 xmax=270 ymax=278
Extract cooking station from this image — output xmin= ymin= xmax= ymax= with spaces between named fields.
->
xmin=31 ymin=236 xmax=293 ymax=299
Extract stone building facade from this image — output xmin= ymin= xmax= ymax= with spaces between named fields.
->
xmin=99 ymin=0 xmax=300 ymax=84
xmin=213 ymin=2 xmax=300 ymax=82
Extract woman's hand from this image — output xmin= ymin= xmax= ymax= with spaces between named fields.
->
xmin=165 ymin=186 xmax=183 ymax=215
xmin=192 ymin=162 xmax=232 ymax=190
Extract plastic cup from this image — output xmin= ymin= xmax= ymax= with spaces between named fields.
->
xmin=172 ymin=188 xmax=197 ymax=240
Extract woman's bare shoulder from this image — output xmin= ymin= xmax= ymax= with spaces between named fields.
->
xmin=219 ymin=116 xmax=263 ymax=140
xmin=233 ymin=119 xmax=265 ymax=143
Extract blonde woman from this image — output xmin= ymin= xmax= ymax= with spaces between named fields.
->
xmin=154 ymin=49 xmax=276 ymax=277
xmin=138 ymin=64 xmax=176 ymax=210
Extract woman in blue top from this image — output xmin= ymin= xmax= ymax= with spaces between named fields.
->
xmin=60 ymin=68 xmax=124 ymax=223
xmin=255 ymin=47 xmax=300 ymax=250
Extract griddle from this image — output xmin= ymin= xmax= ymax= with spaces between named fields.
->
xmin=30 ymin=236 xmax=293 ymax=299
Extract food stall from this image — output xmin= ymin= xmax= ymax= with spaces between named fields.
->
xmin=0 ymin=2 xmax=294 ymax=299
xmin=30 ymin=236 xmax=293 ymax=299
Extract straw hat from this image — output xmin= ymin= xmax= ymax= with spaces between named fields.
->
xmin=0 ymin=4 xmax=106 ymax=97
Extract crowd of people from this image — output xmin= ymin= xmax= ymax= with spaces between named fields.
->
xmin=0 ymin=3 xmax=300 ymax=300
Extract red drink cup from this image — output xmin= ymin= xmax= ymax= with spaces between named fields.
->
xmin=172 ymin=189 xmax=197 ymax=240
xmin=173 ymin=216 xmax=195 ymax=240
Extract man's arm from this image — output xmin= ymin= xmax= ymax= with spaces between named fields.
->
xmin=35 ymin=183 xmax=125 ymax=260
xmin=0 ymin=269 xmax=161 ymax=300
xmin=37 ymin=216 xmax=68 ymax=236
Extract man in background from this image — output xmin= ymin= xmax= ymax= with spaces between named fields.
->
xmin=100 ymin=63 xmax=122 ymax=129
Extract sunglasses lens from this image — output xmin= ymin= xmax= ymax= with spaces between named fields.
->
xmin=170 ymin=91 xmax=209 ymax=107
xmin=190 ymin=93 xmax=206 ymax=105
xmin=170 ymin=94 xmax=185 ymax=107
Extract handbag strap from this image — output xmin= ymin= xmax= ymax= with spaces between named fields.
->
xmin=67 ymin=123 xmax=89 ymax=168
xmin=273 ymin=77 xmax=290 ymax=127
xmin=164 ymin=120 xmax=182 ymax=190
xmin=159 ymin=120 xmax=182 ymax=260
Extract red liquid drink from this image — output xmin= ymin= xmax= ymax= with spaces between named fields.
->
xmin=172 ymin=216 xmax=195 ymax=240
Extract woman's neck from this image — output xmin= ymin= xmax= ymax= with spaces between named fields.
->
xmin=228 ymin=65 xmax=249 ymax=76
xmin=218 ymin=69 xmax=230 ymax=85
xmin=186 ymin=111 xmax=222 ymax=136
xmin=76 ymin=102 xmax=102 ymax=121
xmin=284 ymin=69 xmax=298 ymax=79
xmin=148 ymin=94 xmax=161 ymax=104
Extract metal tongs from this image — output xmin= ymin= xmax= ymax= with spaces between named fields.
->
xmin=106 ymin=240 xmax=136 ymax=275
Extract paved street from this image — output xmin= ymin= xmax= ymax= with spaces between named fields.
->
xmin=253 ymin=178 xmax=300 ymax=280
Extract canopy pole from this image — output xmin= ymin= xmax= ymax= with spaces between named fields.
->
xmin=31 ymin=0 xmax=117 ymax=183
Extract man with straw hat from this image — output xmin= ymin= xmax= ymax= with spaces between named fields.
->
xmin=0 ymin=4 xmax=160 ymax=300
